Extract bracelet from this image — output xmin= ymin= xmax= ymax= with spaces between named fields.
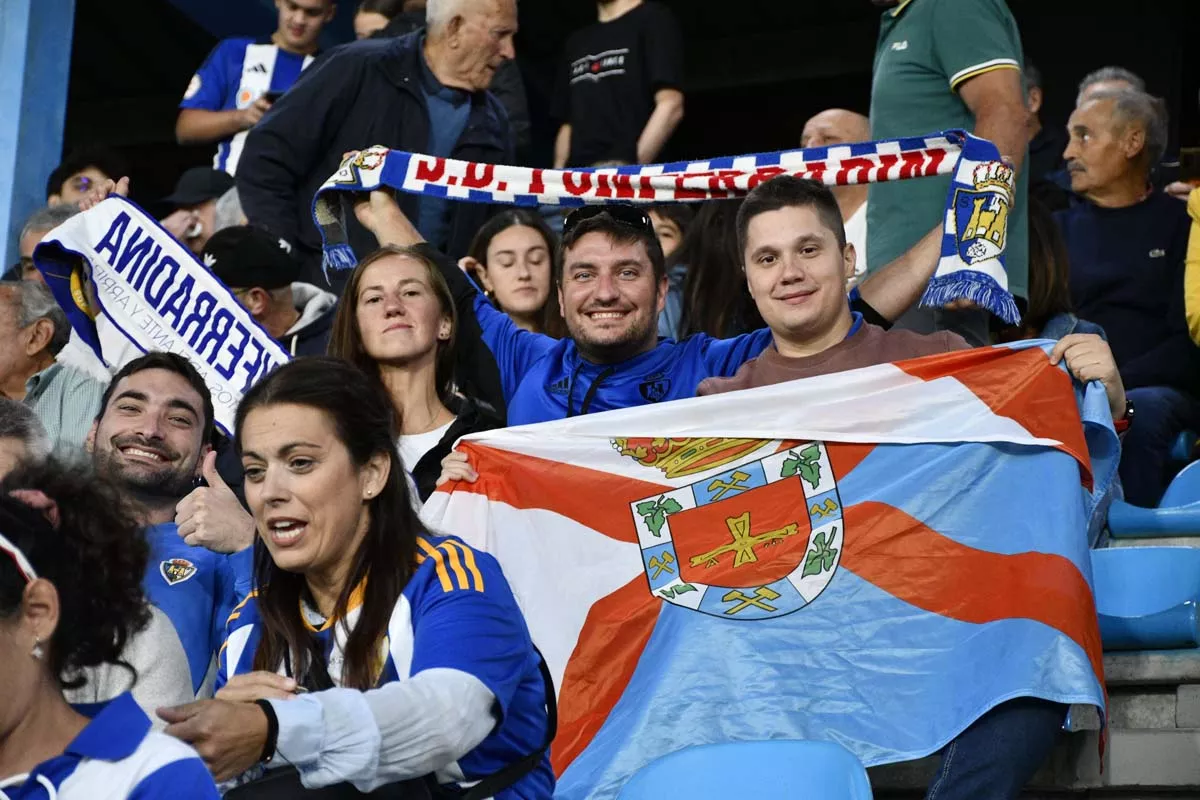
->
xmin=254 ymin=699 xmax=279 ymax=764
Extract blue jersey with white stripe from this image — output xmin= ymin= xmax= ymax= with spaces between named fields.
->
xmin=179 ymin=38 xmax=314 ymax=175
xmin=144 ymin=523 xmax=252 ymax=694
xmin=0 ymin=693 xmax=218 ymax=799
xmin=219 ymin=535 xmax=553 ymax=798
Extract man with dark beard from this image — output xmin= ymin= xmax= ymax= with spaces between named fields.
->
xmin=86 ymin=352 xmax=251 ymax=698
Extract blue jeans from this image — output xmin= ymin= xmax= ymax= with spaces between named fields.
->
xmin=1120 ymin=386 xmax=1200 ymax=507
xmin=925 ymin=697 xmax=1067 ymax=800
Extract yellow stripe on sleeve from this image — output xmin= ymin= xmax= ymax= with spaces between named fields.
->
xmin=949 ymin=60 xmax=1020 ymax=91
xmin=439 ymin=542 xmax=471 ymax=590
xmin=447 ymin=541 xmax=486 ymax=592
xmin=416 ymin=538 xmax=453 ymax=592
xmin=224 ymin=590 xmax=258 ymax=627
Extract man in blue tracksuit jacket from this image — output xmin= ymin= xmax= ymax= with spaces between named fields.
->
xmin=416 ymin=205 xmax=771 ymax=426
xmin=87 ymin=352 xmax=252 ymax=697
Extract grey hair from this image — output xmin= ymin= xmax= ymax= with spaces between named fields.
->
xmin=0 ymin=281 xmax=70 ymax=357
xmin=213 ymin=187 xmax=246 ymax=234
xmin=425 ymin=0 xmax=463 ymax=30
xmin=0 ymin=398 xmax=50 ymax=462
xmin=1077 ymin=66 xmax=1145 ymax=104
xmin=1086 ymin=88 xmax=1169 ymax=170
xmin=20 ymin=204 xmax=79 ymax=242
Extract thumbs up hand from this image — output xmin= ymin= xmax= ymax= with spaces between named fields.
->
xmin=175 ymin=451 xmax=256 ymax=554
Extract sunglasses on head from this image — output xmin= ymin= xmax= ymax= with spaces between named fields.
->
xmin=562 ymin=204 xmax=655 ymax=238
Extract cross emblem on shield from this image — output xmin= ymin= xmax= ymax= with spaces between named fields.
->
xmin=628 ymin=441 xmax=845 ymax=620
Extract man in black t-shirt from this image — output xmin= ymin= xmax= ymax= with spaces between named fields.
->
xmin=552 ymin=0 xmax=685 ymax=168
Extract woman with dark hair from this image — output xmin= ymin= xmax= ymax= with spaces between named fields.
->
xmin=328 ymin=245 xmax=501 ymax=500
xmin=460 ymin=210 xmax=567 ymax=338
xmin=0 ymin=461 xmax=217 ymax=798
xmin=161 ymin=358 xmax=553 ymax=798
xmin=674 ymin=199 xmax=765 ymax=339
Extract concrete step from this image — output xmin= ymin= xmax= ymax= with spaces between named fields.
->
xmin=1107 ymin=537 xmax=1200 ymax=548
xmin=1105 ymin=649 xmax=1200 ymax=686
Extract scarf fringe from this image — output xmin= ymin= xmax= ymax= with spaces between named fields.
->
xmin=919 ymin=271 xmax=1021 ymax=326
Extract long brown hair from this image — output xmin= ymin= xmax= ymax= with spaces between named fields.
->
xmin=328 ymin=245 xmax=459 ymax=418
xmin=677 ymin=199 xmax=764 ymax=338
xmin=237 ymin=357 xmax=421 ymax=690
xmin=997 ymin=198 xmax=1073 ymax=341
xmin=467 ymin=209 xmax=568 ymax=338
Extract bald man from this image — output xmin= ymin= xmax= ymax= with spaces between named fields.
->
xmin=801 ymin=108 xmax=871 ymax=283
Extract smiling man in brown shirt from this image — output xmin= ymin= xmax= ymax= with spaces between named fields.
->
xmin=697 ymin=175 xmax=1128 ymax=799
xmin=698 ymin=176 xmax=967 ymax=398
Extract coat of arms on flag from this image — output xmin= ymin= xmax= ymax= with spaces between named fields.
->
xmin=618 ymin=438 xmax=843 ymax=619
xmin=423 ymin=342 xmax=1117 ymax=799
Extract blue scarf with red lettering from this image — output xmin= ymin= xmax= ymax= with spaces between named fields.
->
xmin=313 ymin=130 xmax=1019 ymax=324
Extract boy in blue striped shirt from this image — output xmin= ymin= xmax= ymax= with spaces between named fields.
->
xmin=176 ymin=0 xmax=336 ymax=175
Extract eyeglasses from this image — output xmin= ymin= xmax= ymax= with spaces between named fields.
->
xmin=562 ymin=204 xmax=655 ymax=238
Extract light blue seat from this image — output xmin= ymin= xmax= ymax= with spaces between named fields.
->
xmin=1108 ymin=461 xmax=1200 ymax=538
xmin=618 ymin=741 xmax=873 ymax=800
xmin=1091 ymin=547 xmax=1200 ymax=650
xmin=1170 ymin=430 xmax=1197 ymax=465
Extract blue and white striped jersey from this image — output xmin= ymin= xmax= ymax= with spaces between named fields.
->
xmin=0 ymin=693 xmax=217 ymax=799
xmin=218 ymin=534 xmax=554 ymax=798
xmin=179 ymin=38 xmax=314 ymax=175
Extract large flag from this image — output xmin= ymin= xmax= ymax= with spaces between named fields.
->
xmin=421 ymin=342 xmax=1116 ymax=799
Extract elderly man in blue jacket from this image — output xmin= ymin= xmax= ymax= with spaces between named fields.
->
xmin=237 ymin=0 xmax=517 ymax=290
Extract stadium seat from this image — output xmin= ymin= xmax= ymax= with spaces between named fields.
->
xmin=1092 ymin=547 xmax=1200 ymax=650
xmin=618 ymin=741 xmax=873 ymax=799
xmin=1170 ymin=430 xmax=1198 ymax=466
xmin=1108 ymin=461 xmax=1200 ymax=538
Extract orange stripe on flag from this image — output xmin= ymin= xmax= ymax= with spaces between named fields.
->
xmin=551 ymin=575 xmax=660 ymax=776
xmin=894 ymin=346 xmax=1094 ymax=487
xmin=840 ymin=500 xmax=1105 ymax=686
xmin=450 ymin=442 xmax=671 ymax=544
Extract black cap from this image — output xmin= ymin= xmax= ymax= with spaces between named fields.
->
xmin=202 ymin=226 xmax=297 ymax=290
xmin=163 ymin=167 xmax=235 ymax=208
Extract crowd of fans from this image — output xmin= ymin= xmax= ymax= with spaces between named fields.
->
xmin=1 ymin=0 xmax=1198 ymax=797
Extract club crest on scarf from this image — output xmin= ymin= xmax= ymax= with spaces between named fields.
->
xmin=330 ymin=146 xmax=388 ymax=188
xmin=616 ymin=438 xmax=844 ymax=619
xmin=953 ymin=161 xmax=1013 ymax=265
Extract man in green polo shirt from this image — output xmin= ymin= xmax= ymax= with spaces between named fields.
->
xmin=867 ymin=0 xmax=1029 ymax=347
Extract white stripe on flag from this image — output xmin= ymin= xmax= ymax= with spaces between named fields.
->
xmin=456 ymin=356 xmax=1056 ymax=468
xmin=422 ymin=494 xmax=641 ymax=691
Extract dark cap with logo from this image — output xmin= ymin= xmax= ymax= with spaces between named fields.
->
xmin=163 ymin=167 xmax=236 ymax=208
xmin=202 ymin=225 xmax=297 ymax=290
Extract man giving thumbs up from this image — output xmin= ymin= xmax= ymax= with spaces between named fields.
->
xmin=175 ymin=450 xmax=256 ymax=554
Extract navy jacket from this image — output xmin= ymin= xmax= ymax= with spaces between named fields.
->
xmin=237 ymin=33 xmax=513 ymax=277
xmin=1056 ymin=192 xmax=1199 ymax=396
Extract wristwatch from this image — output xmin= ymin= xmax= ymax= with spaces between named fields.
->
xmin=1114 ymin=398 xmax=1135 ymax=434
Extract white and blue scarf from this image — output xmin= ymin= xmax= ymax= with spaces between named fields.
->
xmin=313 ymin=129 xmax=1019 ymax=324
xmin=33 ymin=196 xmax=291 ymax=435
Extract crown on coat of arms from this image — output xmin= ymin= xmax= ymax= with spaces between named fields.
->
xmin=970 ymin=162 xmax=1015 ymax=193
xmin=613 ymin=437 xmax=763 ymax=479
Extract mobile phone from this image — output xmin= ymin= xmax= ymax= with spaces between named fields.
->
xmin=263 ymin=91 xmax=284 ymax=104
